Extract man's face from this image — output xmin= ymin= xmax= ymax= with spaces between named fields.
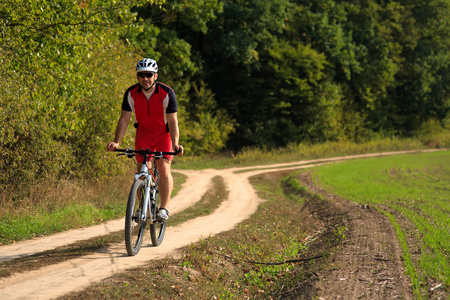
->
xmin=137 ymin=72 xmax=158 ymax=90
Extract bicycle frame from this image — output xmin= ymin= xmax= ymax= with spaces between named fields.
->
xmin=135 ymin=154 xmax=157 ymax=223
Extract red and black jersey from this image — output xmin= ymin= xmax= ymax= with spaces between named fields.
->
xmin=121 ymin=82 xmax=178 ymax=134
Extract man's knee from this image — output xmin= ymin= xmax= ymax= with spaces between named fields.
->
xmin=156 ymin=160 xmax=171 ymax=175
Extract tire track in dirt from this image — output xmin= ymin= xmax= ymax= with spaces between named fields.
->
xmin=297 ymin=173 xmax=413 ymax=299
xmin=0 ymin=149 xmax=443 ymax=299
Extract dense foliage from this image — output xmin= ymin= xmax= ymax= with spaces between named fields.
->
xmin=1 ymin=0 xmax=449 ymax=186
xmin=1 ymin=0 xmax=144 ymax=185
xmin=194 ymin=0 xmax=450 ymax=148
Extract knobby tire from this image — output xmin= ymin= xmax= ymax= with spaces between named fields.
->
xmin=150 ymin=206 xmax=166 ymax=246
xmin=149 ymin=169 xmax=166 ymax=246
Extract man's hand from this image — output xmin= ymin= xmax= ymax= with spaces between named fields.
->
xmin=106 ymin=142 xmax=119 ymax=151
xmin=174 ymin=145 xmax=184 ymax=156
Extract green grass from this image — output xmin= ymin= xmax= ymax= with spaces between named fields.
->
xmin=0 ymin=203 xmax=124 ymax=243
xmin=175 ymin=134 xmax=445 ymax=170
xmin=313 ymin=150 xmax=450 ymax=298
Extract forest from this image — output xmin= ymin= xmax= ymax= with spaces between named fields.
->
xmin=1 ymin=0 xmax=449 ymax=186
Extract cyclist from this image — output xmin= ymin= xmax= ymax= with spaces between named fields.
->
xmin=107 ymin=58 xmax=184 ymax=222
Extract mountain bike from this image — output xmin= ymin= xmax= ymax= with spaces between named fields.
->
xmin=114 ymin=148 xmax=178 ymax=256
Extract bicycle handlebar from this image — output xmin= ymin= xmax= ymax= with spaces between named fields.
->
xmin=113 ymin=148 xmax=180 ymax=157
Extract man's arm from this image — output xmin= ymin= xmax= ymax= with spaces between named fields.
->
xmin=167 ymin=112 xmax=184 ymax=156
xmin=106 ymin=110 xmax=132 ymax=151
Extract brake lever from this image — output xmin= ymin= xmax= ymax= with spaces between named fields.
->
xmin=115 ymin=148 xmax=133 ymax=158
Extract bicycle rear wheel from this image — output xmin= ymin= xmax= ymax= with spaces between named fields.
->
xmin=150 ymin=183 xmax=166 ymax=246
xmin=150 ymin=218 xmax=167 ymax=246
xmin=125 ymin=179 xmax=146 ymax=256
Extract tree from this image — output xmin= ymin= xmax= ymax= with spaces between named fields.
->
xmin=0 ymin=0 xmax=163 ymax=185
xmin=393 ymin=0 xmax=450 ymax=134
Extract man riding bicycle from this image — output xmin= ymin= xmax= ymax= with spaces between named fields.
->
xmin=107 ymin=58 xmax=184 ymax=222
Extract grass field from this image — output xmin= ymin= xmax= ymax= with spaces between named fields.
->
xmin=313 ymin=150 xmax=450 ymax=298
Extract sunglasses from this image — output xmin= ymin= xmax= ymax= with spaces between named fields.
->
xmin=137 ymin=72 xmax=154 ymax=78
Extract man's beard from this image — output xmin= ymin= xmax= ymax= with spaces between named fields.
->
xmin=142 ymin=82 xmax=155 ymax=91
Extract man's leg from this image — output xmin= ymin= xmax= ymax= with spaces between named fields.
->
xmin=156 ymin=158 xmax=173 ymax=210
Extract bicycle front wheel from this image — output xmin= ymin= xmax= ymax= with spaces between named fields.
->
xmin=125 ymin=179 xmax=147 ymax=256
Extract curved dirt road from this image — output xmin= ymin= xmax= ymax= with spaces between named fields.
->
xmin=0 ymin=150 xmax=440 ymax=299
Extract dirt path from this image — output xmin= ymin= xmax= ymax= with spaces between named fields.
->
xmin=0 ymin=150 xmax=440 ymax=299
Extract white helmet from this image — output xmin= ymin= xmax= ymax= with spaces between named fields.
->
xmin=136 ymin=58 xmax=158 ymax=73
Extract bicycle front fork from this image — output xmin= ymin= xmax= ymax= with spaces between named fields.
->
xmin=140 ymin=186 xmax=151 ymax=221
xmin=140 ymin=185 xmax=157 ymax=222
